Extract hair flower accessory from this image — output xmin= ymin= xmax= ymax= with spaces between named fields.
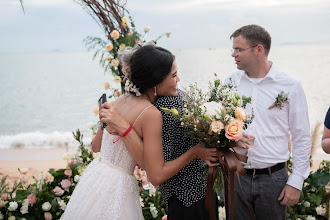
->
xmin=268 ymin=91 xmax=289 ymax=109
xmin=124 ymin=78 xmax=142 ymax=96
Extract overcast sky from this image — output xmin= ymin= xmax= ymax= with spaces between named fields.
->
xmin=1 ymin=0 xmax=330 ymax=53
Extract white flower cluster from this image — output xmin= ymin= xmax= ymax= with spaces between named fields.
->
xmin=20 ymin=199 xmax=29 ymax=214
xmin=74 ymin=175 xmax=80 ymax=182
xmin=58 ymin=200 xmax=67 ymax=211
xmin=37 ymin=172 xmax=45 ymax=191
xmin=200 ymin=101 xmax=223 ymax=119
xmin=148 ymin=185 xmax=156 ymax=197
xmin=139 ymin=197 xmax=144 ymax=207
xmin=315 ymin=205 xmax=326 ymax=216
xmin=306 ymin=216 xmax=315 ymax=220
xmin=218 ymin=206 xmax=226 ymax=220
xmin=8 ymin=201 xmax=18 ymax=211
xmin=149 ymin=203 xmax=158 ymax=218
xmin=124 ymin=78 xmax=142 ymax=96
xmin=0 ymin=211 xmax=3 ymax=220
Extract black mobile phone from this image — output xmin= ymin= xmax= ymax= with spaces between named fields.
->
xmin=98 ymin=93 xmax=107 ymax=130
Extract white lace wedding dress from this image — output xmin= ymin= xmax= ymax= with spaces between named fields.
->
xmin=61 ymin=129 xmax=144 ymax=220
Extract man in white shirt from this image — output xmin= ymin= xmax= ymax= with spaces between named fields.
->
xmin=225 ymin=24 xmax=311 ymax=219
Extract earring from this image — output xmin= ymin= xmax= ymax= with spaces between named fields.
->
xmin=154 ymin=87 xmax=157 ymax=96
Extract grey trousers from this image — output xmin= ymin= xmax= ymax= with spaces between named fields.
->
xmin=228 ymin=167 xmax=288 ymax=220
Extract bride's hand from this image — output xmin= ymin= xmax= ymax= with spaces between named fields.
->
xmin=192 ymin=144 xmax=220 ymax=167
xmin=99 ymin=103 xmax=130 ymax=133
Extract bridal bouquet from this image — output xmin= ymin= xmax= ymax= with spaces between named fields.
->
xmin=162 ymin=76 xmax=254 ymax=149
xmin=162 ymin=75 xmax=254 ymax=220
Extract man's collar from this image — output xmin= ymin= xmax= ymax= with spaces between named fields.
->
xmin=242 ymin=61 xmax=276 ymax=82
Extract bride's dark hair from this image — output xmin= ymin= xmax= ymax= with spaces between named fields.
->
xmin=129 ymin=45 xmax=174 ymax=94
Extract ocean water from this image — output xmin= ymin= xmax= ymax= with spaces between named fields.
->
xmin=0 ymin=44 xmax=329 ymax=150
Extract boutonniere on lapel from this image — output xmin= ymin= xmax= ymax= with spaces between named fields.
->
xmin=268 ymin=91 xmax=289 ymax=109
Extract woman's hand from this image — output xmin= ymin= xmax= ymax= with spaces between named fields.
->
xmin=192 ymin=144 xmax=220 ymax=167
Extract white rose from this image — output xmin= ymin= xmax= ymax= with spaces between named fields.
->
xmin=303 ymin=201 xmax=310 ymax=207
xmin=139 ymin=197 xmax=144 ymax=207
xmin=315 ymin=205 xmax=326 ymax=216
xmin=92 ymin=152 xmax=100 ymax=159
xmin=74 ymin=175 xmax=80 ymax=182
xmin=8 ymin=216 xmax=15 ymax=220
xmin=42 ymin=202 xmax=52 ymax=211
xmin=218 ymin=206 xmax=226 ymax=220
xmin=144 ymin=25 xmax=150 ymax=33
xmin=306 ymin=216 xmax=315 ymax=220
xmin=149 ymin=185 xmax=156 ymax=197
xmin=110 ymin=59 xmax=120 ymax=67
xmin=20 ymin=204 xmax=29 ymax=214
xmin=8 ymin=201 xmax=18 ymax=211
xmin=58 ymin=200 xmax=66 ymax=211
xmin=0 ymin=211 xmax=4 ymax=220
xmin=200 ymin=101 xmax=223 ymax=119
xmin=149 ymin=203 xmax=158 ymax=218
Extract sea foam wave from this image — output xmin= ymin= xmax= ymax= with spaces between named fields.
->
xmin=0 ymin=131 xmax=92 ymax=149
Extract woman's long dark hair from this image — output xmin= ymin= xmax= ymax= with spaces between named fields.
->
xmin=129 ymin=45 xmax=174 ymax=94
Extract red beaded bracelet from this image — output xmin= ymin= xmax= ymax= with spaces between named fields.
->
xmin=113 ymin=124 xmax=133 ymax=144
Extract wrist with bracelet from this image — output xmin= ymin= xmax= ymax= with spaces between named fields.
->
xmin=113 ymin=124 xmax=133 ymax=143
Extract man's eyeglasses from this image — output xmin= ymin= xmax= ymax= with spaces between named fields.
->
xmin=231 ymin=45 xmax=258 ymax=55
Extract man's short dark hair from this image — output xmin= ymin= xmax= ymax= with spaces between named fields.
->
xmin=230 ymin=24 xmax=272 ymax=56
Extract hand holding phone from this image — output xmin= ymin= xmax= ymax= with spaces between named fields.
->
xmin=98 ymin=93 xmax=108 ymax=130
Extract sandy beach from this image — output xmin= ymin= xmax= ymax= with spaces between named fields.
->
xmin=0 ymin=148 xmax=75 ymax=187
xmin=1 ymin=146 xmax=329 ymax=188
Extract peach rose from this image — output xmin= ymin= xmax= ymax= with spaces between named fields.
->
xmin=110 ymin=58 xmax=120 ymax=67
xmin=111 ymin=30 xmax=120 ymax=40
xmin=104 ymin=82 xmax=110 ymax=90
xmin=127 ymin=32 xmax=132 ymax=36
xmin=113 ymin=76 xmax=122 ymax=83
xmin=135 ymin=39 xmax=142 ymax=44
xmin=64 ymin=169 xmax=72 ymax=177
xmin=61 ymin=179 xmax=71 ymax=191
xmin=44 ymin=171 xmax=54 ymax=183
xmin=235 ymin=107 xmax=248 ymax=121
xmin=113 ymin=89 xmax=121 ymax=98
xmin=225 ymin=119 xmax=243 ymax=141
xmin=105 ymin=44 xmax=113 ymax=52
xmin=162 ymin=215 xmax=168 ymax=220
xmin=53 ymin=186 xmax=64 ymax=196
xmin=92 ymin=107 xmax=99 ymax=115
xmin=209 ymin=120 xmax=224 ymax=134
xmin=44 ymin=212 xmax=53 ymax=220
xmin=27 ymin=193 xmax=37 ymax=204
xmin=1 ymin=193 xmax=11 ymax=200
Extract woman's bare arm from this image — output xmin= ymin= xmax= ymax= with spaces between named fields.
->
xmin=322 ymin=125 xmax=330 ymax=154
xmin=142 ymin=108 xmax=219 ymax=186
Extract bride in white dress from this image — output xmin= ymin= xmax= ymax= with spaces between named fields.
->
xmin=61 ymin=44 xmax=218 ymax=220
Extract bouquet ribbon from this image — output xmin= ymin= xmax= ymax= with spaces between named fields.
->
xmin=205 ymin=147 xmax=248 ymax=220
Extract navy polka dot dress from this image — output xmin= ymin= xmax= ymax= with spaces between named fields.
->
xmin=154 ymin=89 xmax=207 ymax=207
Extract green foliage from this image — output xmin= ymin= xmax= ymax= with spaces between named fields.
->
xmin=286 ymin=160 xmax=330 ymax=219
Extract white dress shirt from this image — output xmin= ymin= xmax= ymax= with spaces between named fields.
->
xmin=225 ymin=63 xmax=311 ymax=190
